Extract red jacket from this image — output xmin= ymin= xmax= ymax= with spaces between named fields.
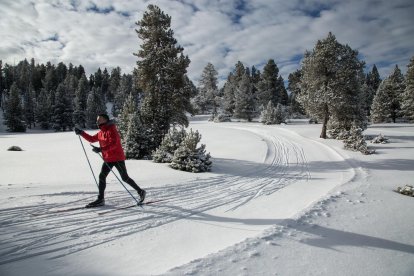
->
xmin=81 ymin=122 xmax=126 ymax=162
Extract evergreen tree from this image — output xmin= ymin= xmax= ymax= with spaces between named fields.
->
xmin=108 ymin=67 xmax=121 ymax=102
xmin=113 ymin=74 xmax=133 ymax=117
xmin=4 ymin=83 xmax=26 ymax=132
xmin=234 ymin=73 xmax=255 ymax=121
xmin=52 ymin=83 xmax=73 ymax=131
xmin=277 ymin=75 xmax=289 ymax=106
xmin=153 ymin=127 xmax=186 ymax=163
xmin=388 ymin=65 xmax=405 ymax=122
xmin=73 ymin=75 xmax=89 ymax=127
xmin=287 ymin=69 xmax=305 ymax=115
xmin=297 ymin=32 xmax=366 ymax=138
xmin=170 ymin=129 xmax=212 ymax=173
xmin=101 ymin=68 xmax=110 ymax=101
xmin=365 ymin=64 xmax=381 ymax=115
xmin=135 ymin=4 xmax=192 ymax=150
xmin=35 ymin=88 xmax=52 ymax=129
xmin=370 ymin=78 xmax=393 ymax=123
xmin=194 ymin=63 xmax=219 ymax=114
xmin=257 ymin=59 xmax=283 ymax=107
xmin=24 ymin=83 xmax=36 ymax=128
xmin=118 ymin=93 xmax=138 ymax=139
xmin=402 ymin=57 xmax=414 ymax=122
xmin=260 ymin=101 xmax=286 ymax=125
xmin=86 ymin=87 xmax=106 ymax=129
xmin=222 ymin=73 xmax=236 ymax=115
xmin=122 ymin=111 xmax=151 ymax=159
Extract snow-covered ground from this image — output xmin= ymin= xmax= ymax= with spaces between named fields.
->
xmin=0 ymin=115 xmax=413 ymax=275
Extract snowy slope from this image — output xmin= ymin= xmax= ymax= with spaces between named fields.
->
xmin=0 ymin=117 xmax=413 ymax=275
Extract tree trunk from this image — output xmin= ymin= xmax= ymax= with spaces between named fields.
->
xmin=320 ymin=104 xmax=329 ymax=139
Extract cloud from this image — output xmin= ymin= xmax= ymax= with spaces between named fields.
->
xmin=0 ymin=0 xmax=413 ymax=88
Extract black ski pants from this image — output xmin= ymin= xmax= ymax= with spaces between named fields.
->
xmin=98 ymin=161 xmax=142 ymax=199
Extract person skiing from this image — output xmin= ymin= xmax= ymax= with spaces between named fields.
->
xmin=74 ymin=114 xmax=146 ymax=208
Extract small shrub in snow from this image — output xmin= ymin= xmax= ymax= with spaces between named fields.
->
xmin=152 ymin=127 xmax=186 ymax=163
xmin=261 ymin=101 xmax=286 ymax=125
xmin=370 ymin=133 xmax=389 ymax=144
xmin=170 ymin=129 xmax=212 ymax=173
xmin=343 ymin=128 xmax=375 ymax=155
xmin=7 ymin=146 xmax=23 ymax=151
xmin=212 ymin=114 xmax=232 ymax=123
xmin=396 ymin=185 xmax=414 ymax=197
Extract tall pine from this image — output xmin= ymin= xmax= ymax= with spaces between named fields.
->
xmin=297 ymin=32 xmax=365 ymax=138
xmin=135 ymin=4 xmax=191 ymax=150
xmin=402 ymin=57 xmax=414 ymax=122
xmin=4 ymin=83 xmax=26 ymax=132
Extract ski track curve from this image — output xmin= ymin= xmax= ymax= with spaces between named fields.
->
xmin=0 ymin=124 xmax=334 ymax=266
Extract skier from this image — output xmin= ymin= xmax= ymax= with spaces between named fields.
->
xmin=74 ymin=114 xmax=146 ymax=208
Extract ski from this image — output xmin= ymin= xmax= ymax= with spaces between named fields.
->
xmin=98 ymin=199 xmax=167 ymax=215
xmin=30 ymin=206 xmax=89 ymax=217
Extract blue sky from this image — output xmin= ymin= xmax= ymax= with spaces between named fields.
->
xmin=0 ymin=0 xmax=413 ymax=87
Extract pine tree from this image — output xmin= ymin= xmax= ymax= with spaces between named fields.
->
xmin=118 ymin=93 xmax=138 ymax=139
xmin=170 ymin=129 xmax=212 ymax=173
xmin=257 ymin=59 xmax=284 ymax=107
xmin=122 ymin=111 xmax=151 ymax=159
xmin=370 ymin=78 xmax=393 ymax=123
xmin=153 ymin=127 xmax=186 ymax=163
xmin=73 ymin=75 xmax=89 ymax=127
xmin=402 ymin=57 xmax=414 ymax=122
xmin=388 ymin=65 xmax=405 ymax=122
xmin=0 ymin=60 xmax=3 ymax=109
xmin=234 ymin=73 xmax=255 ymax=121
xmin=24 ymin=83 xmax=36 ymax=128
xmin=297 ymin=32 xmax=366 ymax=138
xmin=222 ymin=73 xmax=236 ymax=115
xmin=86 ymin=87 xmax=106 ymax=129
xmin=135 ymin=4 xmax=192 ymax=150
xmin=365 ymin=64 xmax=381 ymax=115
xmin=4 ymin=83 xmax=26 ymax=132
xmin=194 ymin=63 xmax=219 ymax=114
xmin=52 ymin=83 xmax=73 ymax=131
xmin=113 ymin=74 xmax=133 ymax=117
xmin=35 ymin=88 xmax=52 ymax=129
xmin=287 ymin=69 xmax=305 ymax=116
xmin=108 ymin=67 xmax=121 ymax=102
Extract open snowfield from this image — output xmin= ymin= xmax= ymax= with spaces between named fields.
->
xmin=0 ymin=115 xmax=413 ymax=276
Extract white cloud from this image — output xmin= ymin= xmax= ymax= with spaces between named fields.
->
xmin=0 ymin=0 xmax=413 ymax=87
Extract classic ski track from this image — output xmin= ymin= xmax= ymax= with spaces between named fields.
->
xmin=0 ymin=124 xmax=314 ymax=265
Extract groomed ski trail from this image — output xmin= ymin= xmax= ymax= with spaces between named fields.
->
xmin=0 ymin=122 xmax=355 ymax=274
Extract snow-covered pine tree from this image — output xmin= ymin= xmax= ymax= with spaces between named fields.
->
xmin=222 ymin=73 xmax=236 ymax=116
xmin=297 ymin=32 xmax=366 ymax=138
xmin=86 ymin=87 xmax=106 ymax=129
xmin=257 ymin=59 xmax=283 ymax=108
xmin=122 ymin=111 xmax=150 ymax=159
xmin=287 ymin=69 xmax=305 ymax=116
xmin=388 ymin=65 xmax=405 ymax=122
xmin=73 ymin=74 xmax=88 ymax=128
xmin=277 ymin=75 xmax=289 ymax=106
xmin=113 ymin=74 xmax=133 ymax=118
xmin=402 ymin=56 xmax=414 ymax=122
xmin=118 ymin=92 xmax=138 ymax=139
xmin=194 ymin=63 xmax=219 ymax=114
xmin=153 ymin=127 xmax=187 ymax=163
xmin=4 ymin=83 xmax=26 ymax=132
xmin=170 ymin=129 xmax=212 ymax=173
xmin=108 ymin=67 xmax=121 ymax=102
xmin=261 ymin=101 xmax=276 ymax=125
xmin=365 ymin=65 xmax=381 ymax=116
xmin=234 ymin=73 xmax=255 ymax=121
xmin=370 ymin=78 xmax=393 ymax=123
xmin=135 ymin=4 xmax=192 ymax=151
xmin=343 ymin=127 xmax=374 ymax=155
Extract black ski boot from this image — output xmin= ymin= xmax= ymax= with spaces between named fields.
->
xmin=138 ymin=189 xmax=146 ymax=204
xmin=86 ymin=198 xmax=105 ymax=208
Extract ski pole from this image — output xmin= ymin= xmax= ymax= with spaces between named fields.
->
xmin=78 ymin=136 xmax=99 ymax=189
xmin=92 ymin=145 xmax=140 ymax=205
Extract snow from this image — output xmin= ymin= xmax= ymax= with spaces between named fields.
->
xmin=1 ymin=115 xmax=413 ymax=275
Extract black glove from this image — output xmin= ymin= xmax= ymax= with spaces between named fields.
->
xmin=74 ymin=127 xmax=83 ymax=135
xmin=92 ymin=145 xmax=102 ymax=153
